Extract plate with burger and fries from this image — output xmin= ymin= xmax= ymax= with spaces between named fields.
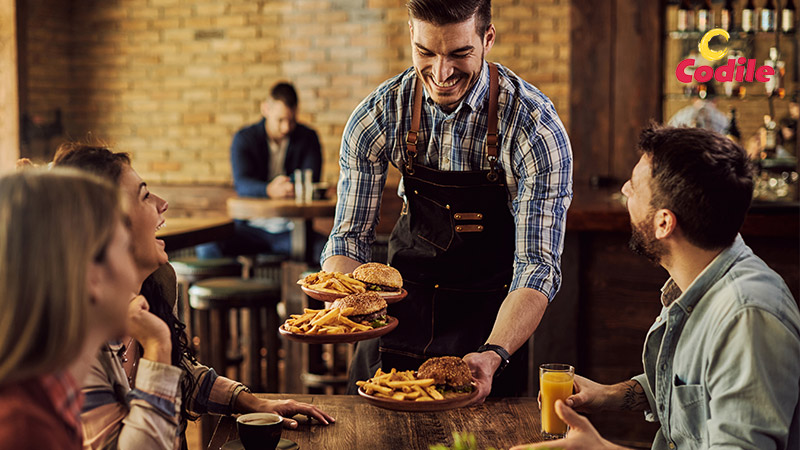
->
xmin=356 ymin=356 xmax=479 ymax=412
xmin=297 ymin=263 xmax=407 ymax=304
xmin=279 ymin=291 xmax=398 ymax=344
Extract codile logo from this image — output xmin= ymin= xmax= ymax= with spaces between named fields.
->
xmin=676 ymin=28 xmax=775 ymax=84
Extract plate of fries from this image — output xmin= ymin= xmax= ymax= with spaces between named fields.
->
xmin=356 ymin=368 xmax=479 ymax=412
xmin=298 ymin=271 xmax=407 ymax=304
xmin=279 ymin=306 xmax=399 ymax=344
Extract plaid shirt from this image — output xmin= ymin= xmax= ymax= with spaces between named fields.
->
xmin=321 ymin=61 xmax=573 ymax=300
xmin=40 ymin=371 xmax=84 ymax=441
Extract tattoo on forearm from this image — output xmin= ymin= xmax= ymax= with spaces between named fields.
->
xmin=620 ymin=380 xmax=648 ymax=411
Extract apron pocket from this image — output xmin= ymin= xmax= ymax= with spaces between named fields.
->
xmin=409 ymin=192 xmax=456 ymax=252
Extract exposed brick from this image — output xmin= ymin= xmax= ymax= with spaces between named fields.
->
xmin=22 ymin=0 xmax=570 ymax=184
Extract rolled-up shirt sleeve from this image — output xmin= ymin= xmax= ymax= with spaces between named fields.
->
xmin=321 ymin=97 xmax=389 ymax=265
xmin=508 ymin=102 xmax=572 ymax=301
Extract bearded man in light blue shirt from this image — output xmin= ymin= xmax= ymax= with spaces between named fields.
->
xmin=515 ymin=125 xmax=800 ymax=450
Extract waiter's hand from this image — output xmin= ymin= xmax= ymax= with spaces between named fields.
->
xmin=509 ymin=400 xmax=626 ymax=450
xmin=266 ymin=175 xmax=294 ymax=198
xmin=463 ymin=351 xmax=502 ymax=405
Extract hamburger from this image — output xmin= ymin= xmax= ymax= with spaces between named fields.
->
xmin=330 ymin=291 xmax=388 ymax=327
xmin=352 ymin=263 xmax=403 ymax=293
xmin=417 ymin=356 xmax=475 ymax=394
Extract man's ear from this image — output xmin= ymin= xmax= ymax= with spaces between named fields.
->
xmin=653 ymin=209 xmax=677 ymax=240
xmin=483 ymin=24 xmax=496 ymax=53
xmin=260 ymin=101 xmax=269 ymax=118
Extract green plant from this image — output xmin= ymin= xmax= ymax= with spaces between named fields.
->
xmin=429 ymin=432 xmax=497 ymax=450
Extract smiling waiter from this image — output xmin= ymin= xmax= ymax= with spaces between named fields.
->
xmin=321 ymin=0 xmax=573 ymax=402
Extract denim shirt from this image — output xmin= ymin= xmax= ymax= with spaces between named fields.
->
xmin=632 ymin=235 xmax=800 ymax=450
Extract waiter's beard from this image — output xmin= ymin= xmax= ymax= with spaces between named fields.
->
xmin=629 ymin=214 xmax=666 ymax=266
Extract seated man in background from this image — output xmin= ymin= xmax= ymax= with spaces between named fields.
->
xmin=515 ymin=125 xmax=800 ymax=450
xmin=197 ymin=81 xmax=327 ymax=263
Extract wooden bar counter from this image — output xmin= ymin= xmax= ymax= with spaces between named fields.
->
xmin=208 ymin=394 xmax=543 ymax=450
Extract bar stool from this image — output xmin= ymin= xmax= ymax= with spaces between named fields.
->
xmin=171 ymin=257 xmax=242 ymax=342
xmin=188 ymin=277 xmax=282 ymax=393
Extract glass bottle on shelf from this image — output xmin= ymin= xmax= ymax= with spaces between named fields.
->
xmin=783 ymin=0 xmax=796 ymax=32
xmin=764 ymin=114 xmax=778 ymax=159
xmin=762 ymin=0 xmax=776 ymax=31
xmin=698 ymin=0 xmax=714 ymax=31
xmin=764 ymin=47 xmax=783 ymax=96
xmin=743 ymin=0 xmax=756 ymax=32
xmin=721 ymin=0 xmax=736 ymax=31
xmin=726 ymin=108 xmax=742 ymax=144
xmin=678 ymin=0 xmax=694 ymax=32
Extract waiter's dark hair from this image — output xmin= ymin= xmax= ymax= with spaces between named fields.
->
xmin=638 ymin=124 xmax=754 ymax=250
xmin=407 ymin=0 xmax=492 ymax=36
xmin=270 ymin=82 xmax=298 ymax=109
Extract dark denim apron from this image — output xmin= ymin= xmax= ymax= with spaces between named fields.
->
xmin=348 ymin=64 xmax=528 ymax=396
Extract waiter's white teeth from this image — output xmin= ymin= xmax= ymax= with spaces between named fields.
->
xmin=155 ymin=222 xmax=165 ymax=231
xmin=433 ymin=78 xmax=457 ymax=88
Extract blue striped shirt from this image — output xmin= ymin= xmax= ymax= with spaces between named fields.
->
xmin=321 ymin=61 xmax=573 ymax=301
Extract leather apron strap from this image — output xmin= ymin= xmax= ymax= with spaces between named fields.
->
xmin=406 ymin=63 xmax=500 ymax=181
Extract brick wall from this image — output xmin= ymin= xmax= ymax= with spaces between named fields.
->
xmin=20 ymin=0 xmax=570 ymax=186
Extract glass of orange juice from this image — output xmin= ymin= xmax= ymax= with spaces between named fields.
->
xmin=540 ymin=363 xmax=575 ymax=439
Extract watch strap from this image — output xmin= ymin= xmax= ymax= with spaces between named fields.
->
xmin=477 ymin=343 xmax=510 ymax=375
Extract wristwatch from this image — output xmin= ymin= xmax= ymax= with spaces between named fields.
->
xmin=477 ymin=343 xmax=510 ymax=376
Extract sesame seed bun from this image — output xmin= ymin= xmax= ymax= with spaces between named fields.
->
xmin=331 ymin=291 xmax=387 ymax=317
xmin=352 ymin=263 xmax=403 ymax=291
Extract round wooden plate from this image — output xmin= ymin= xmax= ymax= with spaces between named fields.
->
xmin=357 ymin=385 xmax=479 ymax=412
xmin=278 ymin=316 xmax=399 ymax=344
xmin=300 ymin=286 xmax=408 ymax=304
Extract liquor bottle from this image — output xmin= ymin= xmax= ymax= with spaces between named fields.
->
xmin=765 ymin=47 xmax=782 ymax=96
xmin=721 ymin=0 xmax=736 ymax=30
xmin=678 ymin=0 xmax=693 ymax=31
xmin=762 ymin=0 xmax=776 ymax=31
xmin=743 ymin=0 xmax=756 ymax=32
xmin=764 ymin=115 xmax=778 ymax=158
xmin=726 ymin=108 xmax=742 ymax=143
xmin=698 ymin=0 xmax=714 ymax=31
xmin=783 ymin=0 xmax=796 ymax=32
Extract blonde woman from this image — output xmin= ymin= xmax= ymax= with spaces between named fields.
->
xmin=0 ymin=169 xmax=138 ymax=450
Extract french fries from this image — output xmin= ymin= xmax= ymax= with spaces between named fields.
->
xmin=356 ymin=368 xmax=445 ymax=401
xmin=298 ymin=271 xmax=367 ymax=295
xmin=282 ymin=307 xmax=373 ymax=335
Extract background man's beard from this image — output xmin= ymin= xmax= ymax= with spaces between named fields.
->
xmin=628 ymin=219 xmax=665 ymax=265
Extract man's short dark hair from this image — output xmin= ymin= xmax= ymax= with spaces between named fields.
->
xmin=407 ymin=0 xmax=492 ymax=37
xmin=270 ymin=82 xmax=298 ymax=109
xmin=639 ymin=125 xmax=754 ymax=250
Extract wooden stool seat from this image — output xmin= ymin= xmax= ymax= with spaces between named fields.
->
xmin=188 ymin=277 xmax=282 ymax=395
xmin=171 ymin=257 xmax=242 ymax=281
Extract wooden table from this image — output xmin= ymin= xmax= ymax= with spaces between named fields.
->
xmin=208 ymin=394 xmax=543 ymax=450
xmin=226 ymin=198 xmax=337 ymax=264
xmin=155 ymin=217 xmax=234 ymax=252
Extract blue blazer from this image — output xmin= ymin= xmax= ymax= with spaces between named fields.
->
xmin=231 ymin=118 xmax=323 ymax=198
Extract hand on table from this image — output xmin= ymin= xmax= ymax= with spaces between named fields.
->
xmin=255 ymin=398 xmax=335 ymax=429
xmin=462 ymin=351 xmax=501 ymax=405
xmin=509 ymin=400 xmax=625 ymax=450
xmin=267 ymin=175 xmax=295 ymax=199
xmin=126 ymin=295 xmax=171 ymax=363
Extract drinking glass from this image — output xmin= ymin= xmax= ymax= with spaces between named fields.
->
xmin=540 ymin=363 xmax=574 ymax=439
